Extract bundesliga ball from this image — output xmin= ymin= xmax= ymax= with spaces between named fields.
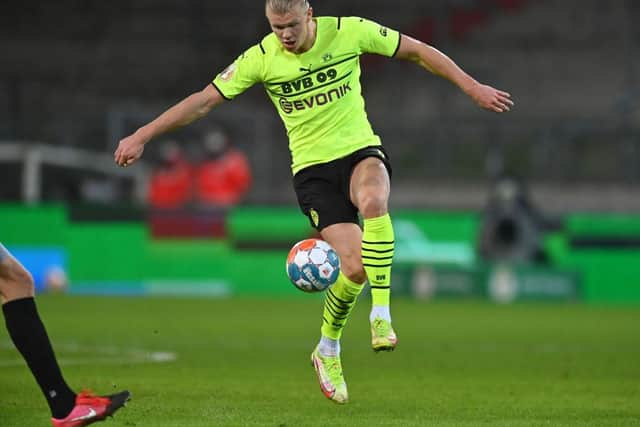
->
xmin=286 ymin=239 xmax=340 ymax=293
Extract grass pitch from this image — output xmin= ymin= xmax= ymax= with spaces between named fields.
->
xmin=1 ymin=295 xmax=639 ymax=426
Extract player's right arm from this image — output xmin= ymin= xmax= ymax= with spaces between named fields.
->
xmin=114 ymin=84 xmax=224 ymax=167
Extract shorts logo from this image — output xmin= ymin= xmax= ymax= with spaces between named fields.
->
xmin=219 ymin=62 xmax=237 ymax=82
xmin=309 ymin=209 xmax=320 ymax=227
xmin=379 ymin=26 xmax=388 ymax=37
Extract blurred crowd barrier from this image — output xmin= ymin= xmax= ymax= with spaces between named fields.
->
xmin=2 ymin=204 xmax=639 ymax=303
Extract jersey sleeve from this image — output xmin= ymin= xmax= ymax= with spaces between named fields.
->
xmin=342 ymin=16 xmax=401 ymax=58
xmin=212 ymin=44 xmax=264 ymax=100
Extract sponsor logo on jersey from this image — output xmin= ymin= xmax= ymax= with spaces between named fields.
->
xmin=279 ymin=83 xmax=352 ymax=114
xmin=322 ymin=53 xmax=333 ymax=62
xmin=281 ymin=68 xmax=338 ymax=94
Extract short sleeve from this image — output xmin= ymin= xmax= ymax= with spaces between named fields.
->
xmin=212 ymin=44 xmax=264 ymax=100
xmin=343 ymin=17 xmax=401 ymax=57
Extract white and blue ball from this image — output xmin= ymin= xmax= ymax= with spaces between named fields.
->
xmin=286 ymin=239 xmax=340 ymax=293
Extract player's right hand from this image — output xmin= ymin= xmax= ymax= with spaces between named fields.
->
xmin=114 ymin=134 xmax=146 ymax=167
xmin=468 ymin=83 xmax=514 ymax=113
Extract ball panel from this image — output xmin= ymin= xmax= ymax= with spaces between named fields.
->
xmin=308 ymin=247 xmax=327 ymax=264
xmin=287 ymin=262 xmax=301 ymax=282
xmin=315 ymin=240 xmax=332 ymax=252
xmin=318 ymin=261 xmax=336 ymax=280
xmin=297 ymin=239 xmax=316 ymax=251
xmin=327 ymin=249 xmax=339 ymax=267
xmin=293 ymin=250 xmax=309 ymax=266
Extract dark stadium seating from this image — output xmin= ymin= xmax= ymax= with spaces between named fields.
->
xmin=0 ymin=0 xmax=638 ymax=208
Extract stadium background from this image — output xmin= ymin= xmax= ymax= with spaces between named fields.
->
xmin=1 ymin=1 xmax=639 ymax=425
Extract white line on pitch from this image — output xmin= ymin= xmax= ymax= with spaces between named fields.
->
xmin=0 ymin=341 xmax=177 ymax=367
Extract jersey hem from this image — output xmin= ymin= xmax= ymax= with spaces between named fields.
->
xmin=291 ymin=141 xmax=383 ymax=176
xmin=211 ymin=82 xmax=231 ymax=100
xmin=391 ymin=33 xmax=402 ymax=57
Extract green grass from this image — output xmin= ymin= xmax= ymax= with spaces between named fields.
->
xmin=1 ymin=296 xmax=639 ymax=426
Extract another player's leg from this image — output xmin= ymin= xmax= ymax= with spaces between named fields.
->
xmin=0 ymin=243 xmax=130 ymax=426
xmin=350 ymin=157 xmax=398 ymax=352
xmin=313 ymin=223 xmax=366 ymax=404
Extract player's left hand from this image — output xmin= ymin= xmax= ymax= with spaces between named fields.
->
xmin=468 ymin=83 xmax=514 ymax=113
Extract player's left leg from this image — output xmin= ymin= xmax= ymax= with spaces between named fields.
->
xmin=350 ymin=157 xmax=398 ymax=351
xmin=313 ymin=223 xmax=367 ymax=404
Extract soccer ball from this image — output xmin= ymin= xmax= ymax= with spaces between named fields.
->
xmin=286 ymin=239 xmax=340 ymax=293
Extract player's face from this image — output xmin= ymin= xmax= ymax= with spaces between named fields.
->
xmin=266 ymin=4 xmax=314 ymax=53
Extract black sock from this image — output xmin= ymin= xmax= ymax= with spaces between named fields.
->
xmin=3 ymin=297 xmax=76 ymax=419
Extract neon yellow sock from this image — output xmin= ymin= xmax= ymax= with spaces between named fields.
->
xmin=362 ymin=214 xmax=395 ymax=307
xmin=320 ymin=272 xmax=364 ymax=340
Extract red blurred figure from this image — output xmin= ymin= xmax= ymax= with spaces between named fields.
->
xmin=194 ymin=128 xmax=252 ymax=207
xmin=148 ymin=140 xmax=193 ymax=208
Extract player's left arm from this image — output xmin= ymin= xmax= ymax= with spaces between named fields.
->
xmin=394 ymin=34 xmax=514 ymax=113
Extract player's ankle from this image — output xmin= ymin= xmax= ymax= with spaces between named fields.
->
xmin=370 ymin=305 xmax=391 ymax=323
xmin=318 ymin=335 xmax=340 ymax=356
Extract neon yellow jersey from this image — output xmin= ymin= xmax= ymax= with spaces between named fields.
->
xmin=213 ymin=16 xmax=401 ymax=174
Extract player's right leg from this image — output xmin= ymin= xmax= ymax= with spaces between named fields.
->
xmin=0 ymin=243 xmax=130 ymax=425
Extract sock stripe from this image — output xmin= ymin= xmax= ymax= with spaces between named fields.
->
xmin=362 ymin=255 xmax=394 ymax=260
xmin=327 ymin=289 xmax=349 ymax=305
xmin=363 ymin=215 xmax=394 ymax=308
xmin=362 ymin=250 xmax=394 ymax=256
xmin=326 ymin=295 xmax=348 ymax=312
xmin=325 ymin=297 xmax=342 ymax=312
xmin=362 ymin=245 xmax=395 ymax=254
xmin=327 ymin=293 xmax=349 ymax=310
xmin=322 ymin=316 xmax=345 ymax=328
xmin=324 ymin=301 xmax=340 ymax=316
xmin=327 ymin=300 xmax=350 ymax=316
xmin=325 ymin=303 xmax=348 ymax=320
xmin=362 ymin=240 xmax=395 ymax=245
xmin=320 ymin=272 xmax=364 ymax=340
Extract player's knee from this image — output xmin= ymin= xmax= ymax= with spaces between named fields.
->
xmin=0 ymin=260 xmax=35 ymax=298
xmin=358 ymin=193 xmax=388 ymax=218
xmin=16 ymin=267 xmax=35 ymax=292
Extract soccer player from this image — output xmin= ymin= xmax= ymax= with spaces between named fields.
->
xmin=0 ymin=243 xmax=130 ymax=426
xmin=114 ymin=0 xmax=514 ymax=404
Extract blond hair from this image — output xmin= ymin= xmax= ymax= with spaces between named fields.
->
xmin=265 ymin=0 xmax=309 ymax=14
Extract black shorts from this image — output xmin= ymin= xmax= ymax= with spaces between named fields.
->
xmin=293 ymin=146 xmax=392 ymax=231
